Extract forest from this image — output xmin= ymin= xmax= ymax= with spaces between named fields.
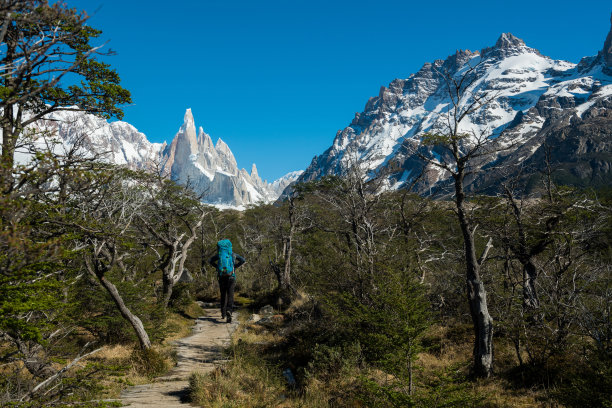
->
xmin=1 ymin=1 xmax=611 ymax=407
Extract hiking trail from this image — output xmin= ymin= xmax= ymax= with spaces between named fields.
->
xmin=119 ymin=307 xmax=238 ymax=407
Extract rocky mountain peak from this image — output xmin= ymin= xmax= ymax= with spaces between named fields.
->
xmin=181 ymin=108 xmax=196 ymax=134
xmin=442 ymin=49 xmax=479 ymax=72
xmin=602 ymin=12 xmax=612 ymax=67
xmin=481 ymin=32 xmax=539 ymax=59
xmin=177 ymin=108 xmax=198 ymax=154
xmin=295 ymin=28 xmax=612 ymax=197
xmin=495 ymin=32 xmax=525 ymax=49
xmin=213 ymin=137 xmax=238 ymax=174
xmin=198 ymin=126 xmax=214 ymax=149
xmin=39 ymin=108 xmax=300 ymax=208
xmin=215 ymin=138 xmax=231 ymax=154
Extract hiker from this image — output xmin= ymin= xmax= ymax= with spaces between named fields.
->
xmin=209 ymin=239 xmax=245 ymax=323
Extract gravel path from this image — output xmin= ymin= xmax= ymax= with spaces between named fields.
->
xmin=119 ymin=309 xmax=239 ymax=407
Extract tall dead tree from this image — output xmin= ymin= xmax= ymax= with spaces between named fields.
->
xmin=275 ymin=191 xmax=311 ymax=303
xmin=420 ymin=61 xmax=511 ymax=377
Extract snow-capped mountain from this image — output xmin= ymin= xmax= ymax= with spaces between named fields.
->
xmin=36 ymin=109 xmax=165 ymax=169
xmin=160 ymin=108 xmax=295 ymax=207
xmin=34 ymin=109 xmax=299 ymax=208
xmin=269 ymin=170 xmax=304 ymax=197
xmin=295 ymin=17 xmax=612 ymax=196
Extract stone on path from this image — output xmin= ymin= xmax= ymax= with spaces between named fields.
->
xmin=119 ymin=309 xmax=238 ymax=407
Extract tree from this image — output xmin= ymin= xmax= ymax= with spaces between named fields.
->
xmin=137 ymin=177 xmax=208 ymax=308
xmin=310 ymin=160 xmax=391 ymax=303
xmin=0 ymin=0 xmax=131 ymax=192
xmin=420 ymin=61 xmax=506 ymax=377
xmin=77 ymin=169 xmax=153 ymax=350
xmin=270 ymin=189 xmax=311 ymax=304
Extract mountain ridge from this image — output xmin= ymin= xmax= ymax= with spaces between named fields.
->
xmin=292 ymin=21 xmax=612 ymax=196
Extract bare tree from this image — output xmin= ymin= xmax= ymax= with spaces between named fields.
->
xmin=312 ymin=155 xmax=391 ymax=302
xmin=74 ymin=171 xmax=153 ymax=349
xmin=273 ymin=190 xmax=312 ymax=304
xmin=501 ymin=183 xmax=558 ymax=313
xmin=138 ymin=178 xmax=208 ymax=308
xmin=418 ymin=61 xmax=509 ymax=377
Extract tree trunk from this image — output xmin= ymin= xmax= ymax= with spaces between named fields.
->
xmin=279 ymin=196 xmax=297 ymax=303
xmin=270 ymin=260 xmax=282 ymax=290
xmin=161 ymin=268 xmax=174 ymax=309
xmin=159 ymin=216 xmax=203 ymax=309
xmin=407 ymin=348 xmax=413 ymax=395
xmin=282 ymin=231 xmax=294 ymax=295
xmin=523 ymin=261 xmax=540 ymax=310
xmin=466 ymin=277 xmax=494 ymax=377
xmin=503 ymin=187 xmax=541 ymax=313
xmin=1 ymin=34 xmax=17 ymax=194
xmin=99 ymin=275 xmax=152 ymax=350
xmin=455 ymin=172 xmax=494 ymax=378
xmin=1 ymin=104 xmax=15 ymax=194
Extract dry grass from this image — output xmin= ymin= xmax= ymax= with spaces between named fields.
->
xmin=188 ymin=308 xmax=366 ymax=408
xmin=416 ymin=323 xmax=559 ymax=408
xmin=188 ymin=311 xmax=289 ymax=407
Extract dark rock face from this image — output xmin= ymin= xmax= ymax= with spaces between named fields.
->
xmin=603 ymin=13 xmax=612 ymax=67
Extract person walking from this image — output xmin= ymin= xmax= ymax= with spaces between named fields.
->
xmin=209 ymin=239 xmax=245 ymax=323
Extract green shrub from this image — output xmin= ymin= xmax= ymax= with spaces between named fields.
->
xmin=130 ymin=347 xmax=168 ymax=378
xmin=305 ymin=342 xmax=363 ymax=382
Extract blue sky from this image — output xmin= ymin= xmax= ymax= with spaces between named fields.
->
xmin=85 ymin=0 xmax=611 ymax=181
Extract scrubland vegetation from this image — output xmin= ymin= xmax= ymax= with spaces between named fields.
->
xmin=4 ymin=140 xmax=610 ymax=407
xmin=2 ymin=2 xmax=610 ymax=407
xmin=183 ymin=175 xmax=611 ymax=408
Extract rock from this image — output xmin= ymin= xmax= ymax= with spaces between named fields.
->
xmin=177 ymin=268 xmax=193 ymax=283
xmin=602 ymin=12 xmax=612 ymax=67
xmin=259 ymin=305 xmax=275 ymax=317
xmin=282 ymin=368 xmax=296 ymax=387
xmin=197 ymin=301 xmax=217 ymax=308
xmin=247 ymin=313 xmax=261 ymax=323
xmin=255 ymin=314 xmax=284 ymax=326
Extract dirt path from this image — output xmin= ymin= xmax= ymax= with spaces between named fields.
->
xmin=119 ymin=308 xmax=239 ymax=407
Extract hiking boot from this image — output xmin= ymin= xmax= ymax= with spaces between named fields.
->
xmin=226 ymin=311 xmax=232 ymax=323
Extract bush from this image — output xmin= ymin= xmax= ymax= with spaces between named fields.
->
xmin=130 ymin=347 xmax=168 ymax=378
xmin=305 ymin=342 xmax=363 ymax=382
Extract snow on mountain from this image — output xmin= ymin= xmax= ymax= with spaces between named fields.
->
xmin=296 ymin=19 xmax=612 ymax=196
xmin=32 ymin=108 xmax=299 ymax=208
xmin=270 ymin=170 xmax=304 ymax=197
xmin=35 ymin=109 xmax=165 ymax=169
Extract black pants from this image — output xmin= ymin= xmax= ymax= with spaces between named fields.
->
xmin=219 ymin=275 xmax=235 ymax=315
